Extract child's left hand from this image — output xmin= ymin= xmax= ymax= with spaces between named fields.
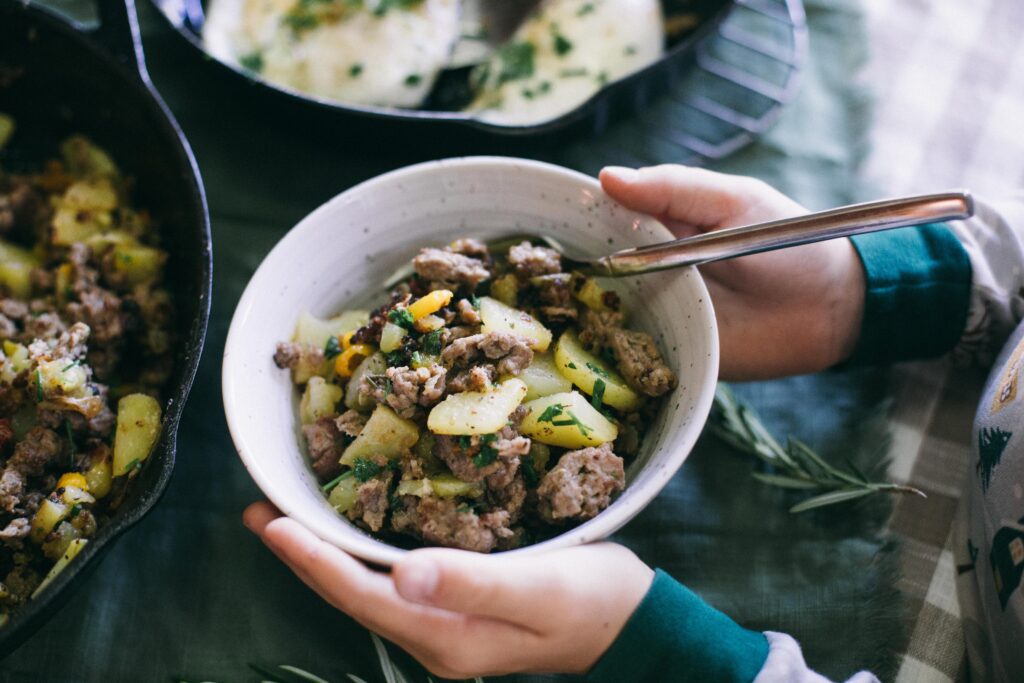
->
xmin=243 ymin=501 xmax=654 ymax=679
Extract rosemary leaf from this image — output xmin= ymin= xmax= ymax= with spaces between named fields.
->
xmin=789 ymin=488 xmax=875 ymax=513
xmin=750 ymin=472 xmax=820 ymax=490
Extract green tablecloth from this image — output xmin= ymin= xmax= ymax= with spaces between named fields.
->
xmin=5 ymin=1 xmax=904 ymax=680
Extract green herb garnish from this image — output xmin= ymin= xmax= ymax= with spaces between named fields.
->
xmin=472 ymin=433 xmax=499 ymax=468
xmin=586 ymin=361 xmax=609 ymax=378
xmin=495 ymin=41 xmax=536 ymax=85
xmin=624 ymin=45 xmax=637 ymax=56
xmin=385 ymin=351 xmax=406 ymax=367
xmin=64 ymin=420 xmax=76 ymax=468
xmin=566 ymin=362 xmax=577 ymax=369
xmin=577 ymin=2 xmax=595 ymax=16
xmin=591 ymin=378 xmax=606 ymax=411
xmin=349 ymin=63 xmax=363 ymax=77
xmin=458 ymin=435 xmax=473 ymax=449
xmin=34 ymin=369 xmax=43 ymax=402
xmin=559 ymin=67 xmax=588 ymax=78
xmin=537 ymin=403 xmax=566 ymax=423
xmin=352 ymin=458 xmax=383 ymax=482
xmin=324 ymin=335 xmax=341 ymax=360
xmin=550 ymin=25 xmax=573 ymax=56
xmin=239 ymin=52 xmax=264 ymax=72
xmin=422 ymin=330 xmax=443 ymax=355
xmin=404 ymin=74 xmax=422 ymax=87
xmin=521 ymin=456 xmax=539 ymax=487
xmin=552 ymin=410 xmax=593 ymax=437
xmin=321 ymin=470 xmax=354 ymax=493
xmin=388 ymin=307 xmax=414 ymax=330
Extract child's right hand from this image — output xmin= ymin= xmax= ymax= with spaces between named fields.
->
xmin=600 ymin=165 xmax=867 ymax=379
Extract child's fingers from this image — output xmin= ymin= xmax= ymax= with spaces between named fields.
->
xmin=392 ymin=547 xmax=570 ymax=627
xmin=254 ymin=517 xmax=539 ymax=679
xmin=242 ymin=500 xmax=282 ymax=533
xmin=599 ymin=164 xmax=760 ymax=228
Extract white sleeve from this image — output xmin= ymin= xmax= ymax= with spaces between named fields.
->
xmin=948 ymin=193 xmax=1024 ymax=368
xmin=752 ymin=632 xmax=880 ymax=683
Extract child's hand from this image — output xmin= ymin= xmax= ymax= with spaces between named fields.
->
xmin=243 ymin=501 xmax=654 ymax=679
xmin=601 ymin=165 xmax=866 ymax=379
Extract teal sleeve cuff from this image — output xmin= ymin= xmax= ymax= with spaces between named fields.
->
xmin=588 ymin=569 xmax=768 ymax=683
xmin=848 ymin=224 xmax=972 ymax=365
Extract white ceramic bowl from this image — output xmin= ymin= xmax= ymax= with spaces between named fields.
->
xmin=222 ymin=157 xmax=719 ymax=566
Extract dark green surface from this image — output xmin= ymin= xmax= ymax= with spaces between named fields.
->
xmin=4 ymin=1 xmax=906 ymax=681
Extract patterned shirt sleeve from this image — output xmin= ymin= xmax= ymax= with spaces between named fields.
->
xmin=946 ymin=193 xmax=1024 ymax=368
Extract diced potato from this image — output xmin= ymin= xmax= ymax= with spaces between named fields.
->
xmin=30 ymin=498 xmax=69 ymax=544
xmin=478 ymin=296 xmax=552 ymax=352
xmin=572 ymin=275 xmax=622 ymax=313
xmin=60 ymin=486 xmax=95 ymax=507
xmin=41 ymin=521 xmax=82 ymax=562
xmin=60 ymin=135 xmax=119 ymax=178
xmin=397 ymin=475 xmax=483 ymax=499
xmin=111 ymin=244 xmax=166 ymax=287
xmin=62 ymin=177 xmax=118 ymax=211
xmin=427 ymin=378 xmax=528 ymax=436
xmin=413 ymin=314 xmax=445 ymax=334
xmin=518 ymin=391 xmax=618 ymax=449
xmin=1 ymin=341 xmax=30 ymax=382
xmin=328 ymin=476 xmax=359 ymax=513
xmin=37 ymin=359 xmax=88 ymax=397
xmin=340 ymin=405 xmax=420 ymax=466
xmin=289 ymin=344 xmax=329 ymax=385
xmin=84 ymin=446 xmax=113 ymax=499
xmin=300 ymin=376 xmax=343 ymax=425
xmin=344 ymin=351 xmax=387 ymax=410
xmin=30 ymin=538 xmax=88 ymax=600
xmin=430 ymin=474 xmax=484 ymax=498
xmin=51 ymin=205 xmax=112 ymax=245
xmin=112 ymin=393 xmax=162 ymax=476
xmin=0 ymin=239 xmax=40 ymax=298
xmin=292 ymin=310 xmax=369 ymax=350
xmin=554 ymin=330 xmax=639 ymax=411
xmin=0 ymin=113 xmax=13 ymax=150
xmin=503 ymin=352 xmax=572 ymax=401
xmin=379 ymin=321 xmax=407 ymax=353
xmin=490 ymin=274 xmax=519 ymax=307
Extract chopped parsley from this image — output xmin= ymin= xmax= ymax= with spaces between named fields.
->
xmin=239 ymin=52 xmax=264 ymax=72
xmin=422 ymin=329 xmax=443 ymax=355
xmin=537 ymin=403 xmax=566 ymax=423
xmin=495 ymin=41 xmax=536 ymax=85
xmin=372 ymin=0 xmax=422 ymax=16
xmin=282 ymin=12 xmax=319 ymax=32
xmin=538 ymin=80 xmax=552 ymax=94
xmin=387 ymin=307 xmax=415 ymax=330
xmin=385 ymin=350 xmax=407 ymax=367
xmin=550 ymin=25 xmax=573 ymax=56
xmin=61 ymin=360 xmax=80 ymax=372
xmin=537 ymin=403 xmax=592 ymax=437
xmin=458 ymin=435 xmax=473 ymax=449
xmin=585 ymin=361 xmax=609 ymax=378
xmin=577 ymin=2 xmax=595 ymax=16
xmin=559 ymin=67 xmax=589 ymax=78
xmin=591 ymin=378 xmax=606 ymax=411
xmin=68 ymin=503 xmax=82 ymax=520
xmin=472 ymin=433 xmax=499 ymax=468
xmin=624 ymin=45 xmax=637 ymax=56
xmin=410 ymin=351 xmax=423 ymax=367
xmin=596 ymin=70 xmax=609 ymax=86
xmin=470 ymin=295 xmax=481 ymax=310
xmin=404 ymin=74 xmax=423 ymax=87
xmin=324 ymin=335 xmax=342 ymax=360
xmin=352 ymin=458 xmax=383 ymax=482
xmin=566 ymin=362 xmax=577 ymax=370
xmin=349 ymin=63 xmax=364 ymax=78
xmin=34 ymin=369 xmax=43 ymax=403
xmin=322 ymin=470 xmax=354 ymax=493
xmin=521 ymin=456 xmax=539 ymax=487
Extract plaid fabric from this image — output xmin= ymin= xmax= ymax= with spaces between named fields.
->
xmin=862 ymin=1 xmax=1024 ymax=680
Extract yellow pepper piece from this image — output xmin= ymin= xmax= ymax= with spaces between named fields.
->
xmin=56 ymin=472 xmax=89 ymax=492
xmin=408 ymin=289 xmax=453 ymax=321
xmin=335 ymin=344 xmax=374 ymax=378
xmin=340 ymin=331 xmax=357 ymax=350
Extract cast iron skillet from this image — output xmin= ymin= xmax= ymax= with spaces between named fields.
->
xmin=151 ymin=0 xmax=734 ymax=138
xmin=0 ymin=0 xmax=212 ymax=657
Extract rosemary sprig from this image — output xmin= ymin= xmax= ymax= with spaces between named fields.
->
xmin=709 ymin=384 xmax=925 ymax=513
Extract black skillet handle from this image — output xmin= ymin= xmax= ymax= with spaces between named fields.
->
xmin=91 ymin=0 xmax=152 ymax=82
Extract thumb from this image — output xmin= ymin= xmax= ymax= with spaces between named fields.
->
xmin=600 ymin=164 xmax=757 ymax=229
xmin=392 ymin=547 xmax=568 ymax=625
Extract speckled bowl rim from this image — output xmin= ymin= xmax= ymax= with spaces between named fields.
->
xmin=222 ymin=156 xmax=719 ymax=566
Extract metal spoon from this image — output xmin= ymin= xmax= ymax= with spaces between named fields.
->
xmin=545 ymin=190 xmax=974 ymax=277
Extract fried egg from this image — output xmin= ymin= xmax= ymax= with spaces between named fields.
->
xmin=466 ymin=0 xmax=664 ymax=125
xmin=204 ymin=0 xmax=461 ymax=108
